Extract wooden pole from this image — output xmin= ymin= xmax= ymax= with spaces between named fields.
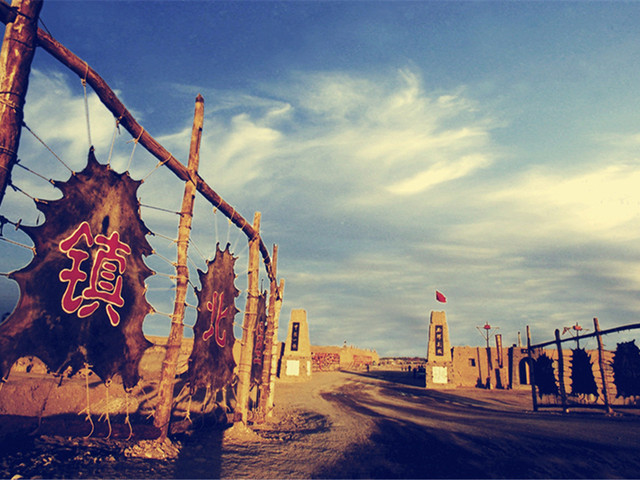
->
xmin=153 ymin=95 xmax=204 ymax=440
xmin=266 ymin=277 xmax=285 ymax=418
xmin=593 ymin=317 xmax=613 ymax=414
xmin=0 ymin=9 xmax=277 ymax=286
xmin=526 ymin=325 xmax=538 ymax=412
xmin=256 ymin=244 xmax=279 ymax=423
xmin=0 ymin=0 xmax=43 ymax=207
xmin=554 ymin=328 xmax=568 ymax=413
xmin=485 ymin=345 xmax=493 ymax=389
xmin=235 ymin=212 xmax=261 ymax=425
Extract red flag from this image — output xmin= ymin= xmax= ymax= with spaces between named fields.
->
xmin=436 ymin=290 xmax=447 ymax=303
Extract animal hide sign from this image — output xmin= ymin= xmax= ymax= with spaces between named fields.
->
xmin=0 ymin=148 xmax=153 ymax=389
xmin=188 ymin=243 xmax=239 ymax=394
xmin=251 ymin=291 xmax=268 ymax=386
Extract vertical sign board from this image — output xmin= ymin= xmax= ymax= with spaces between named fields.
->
xmin=291 ymin=322 xmax=300 ymax=351
xmin=435 ymin=325 xmax=444 ymax=356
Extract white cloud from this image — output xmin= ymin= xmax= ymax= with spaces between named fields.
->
xmin=387 ymin=153 xmax=491 ymax=195
xmin=485 ymin=163 xmax=640 ymax=242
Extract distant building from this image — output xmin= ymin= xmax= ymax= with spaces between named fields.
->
xmin=423 ymin=310 xmax=536 ymax=389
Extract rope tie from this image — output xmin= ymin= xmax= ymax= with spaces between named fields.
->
xmin=0 ymin=145 xmax=17 ymax=158
xmin=0 ymin=94 xmax=21 ymax=113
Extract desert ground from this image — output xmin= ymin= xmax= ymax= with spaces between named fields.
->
xmin=2 ymin=368 xmax=640 ymax=479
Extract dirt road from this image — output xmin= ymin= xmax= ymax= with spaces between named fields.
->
xmin=3 ymin=369 xmax=640 ymax=478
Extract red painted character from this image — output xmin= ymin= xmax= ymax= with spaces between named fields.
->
xmin=58 ymin=221 xmax=130 ymax=326
xmin=203 ymin=291 xmax=228 ymax=347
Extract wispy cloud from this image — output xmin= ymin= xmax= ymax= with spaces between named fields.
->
xmin=4 ymin=64 xmax=640 ymax=355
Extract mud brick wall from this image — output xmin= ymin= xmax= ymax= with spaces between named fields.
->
xmin=312 ymin=352 xmax=341 ymax=372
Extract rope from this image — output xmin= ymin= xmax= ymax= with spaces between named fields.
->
xmin=107 ymin=116 xmax=122 ymax=167
xmin=82 ymin=364 xmax=95 ymax=438
xmin=10 ymin=182 xmax=47 ymax=204
xmin=225 ymin=214 xmax=231 ymax=248
xmin=126 ymin=128 xmax=144 ymax=172
xmin=149 ymin=231 xmax=179 ymax=245
xmin=0 ymin=146 xmax=17 ymax=159
xmin=213 ymin=208 xmax=220 ymax=247
xmin=186 ymin=253 xmax=200 ymax=272
xmin=188 ymin=237 xmax=207 ymax=262
xmin=185 ymin=395 xmax=193 ymax=423
xmin=0 ymin=95 xmax=21 ymax=113
xmin=100 ymin=383 xmax=113 ymax=439
xmin=153 ymin=271 xmax=177 ymax=281
xmin=140 ymin=203 xmax=181 ymax=216
xmin=22 ymin=122 xmax=74 ymax=173
xmin=141 ymin=153 xmax=173 ymax=182
xmin=151 ymin=249 xmax=177 ymax=267
xmin=151 ymin=309 xmax=174 ymax=319
xmin=124 ymin=389 xmax=133 ymax=440
xmin=0 ymin=236 xmax=36 ymax=254
xmin=14 ymin=159 xmax=55 ymax=185
xmin=82 ymin=62 xmax=92 ymax=148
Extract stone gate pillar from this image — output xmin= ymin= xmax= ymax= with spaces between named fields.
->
xmin=279 ymin=309 xmax=311 ymax=381
xmin=425 ymin=310 xmax=453 ymax=387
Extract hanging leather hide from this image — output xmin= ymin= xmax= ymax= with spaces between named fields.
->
xmin=0 ymin=148 xmax=153 ymax=389
xmin=251 ymin=291 xmax=268 ymax=387
xmin=188 ymin=243 xmax=239 ymax=394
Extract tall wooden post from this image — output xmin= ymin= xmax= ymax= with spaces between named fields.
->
xmin=593 ymin=317 xmax=613 ymax=414
xmin=0 ymin=0 xmax=43 ymax=206
xmin=235 ymin=212 xmax=261 ymax=424
xmin=266 ymin=277 xmax=285 ymax=418
xmin=554 ymin=328 xmax=568 ymax=413
xmin=526 ymin=326 xmax=538 ymax=412
xmin=485 ymin=345 xmax=493 ymax=389
xmin=256 ymin=244 xmax=279 ymax=423
xmin=153 ymin=95 xmax=204 ymax=440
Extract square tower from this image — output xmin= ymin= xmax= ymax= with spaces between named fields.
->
xmin=426 ymin=310 xmax=452 ymax=387
xmin=279 ymin=309 xmax=312 ymax=381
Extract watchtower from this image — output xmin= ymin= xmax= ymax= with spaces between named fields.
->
xmin=425 ymin=310 xmax=452 ymax=387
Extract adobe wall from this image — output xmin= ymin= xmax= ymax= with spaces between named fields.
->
xmin=311 ymin=345 xmax=379 ymax=372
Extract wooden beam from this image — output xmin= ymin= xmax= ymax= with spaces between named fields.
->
xmin=0 ymin=0 xmax=43 ymax=205
xmin=256 ymin=244 xmax=279 ymax=423
xmin=235 ymin=212 xmax=261 ymax=425
xmin=593 ymin=317 xmax=613 ymax=415
xmin=265 ymin=277 xmax=284 ymax=418
xmin=0 ymin=6 xmax=278 ymax=289
xmin=153 ymin=95 xmax=203 ymax=440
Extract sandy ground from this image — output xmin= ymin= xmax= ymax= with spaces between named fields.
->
xmin=2 ymin=369 xmax=640 ymax=478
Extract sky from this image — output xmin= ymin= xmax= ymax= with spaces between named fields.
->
xmin=2 ymin=1 xmax=640 ymax=357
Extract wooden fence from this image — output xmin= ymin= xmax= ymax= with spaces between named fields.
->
xmin=0 ymin=0 xmax=284 ymax=440
xmin=527 ymin=318 xmax=640 ymax=414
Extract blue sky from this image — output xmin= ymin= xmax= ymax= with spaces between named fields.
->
xmin=2 ymin=1 xmax=640 ymax=357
